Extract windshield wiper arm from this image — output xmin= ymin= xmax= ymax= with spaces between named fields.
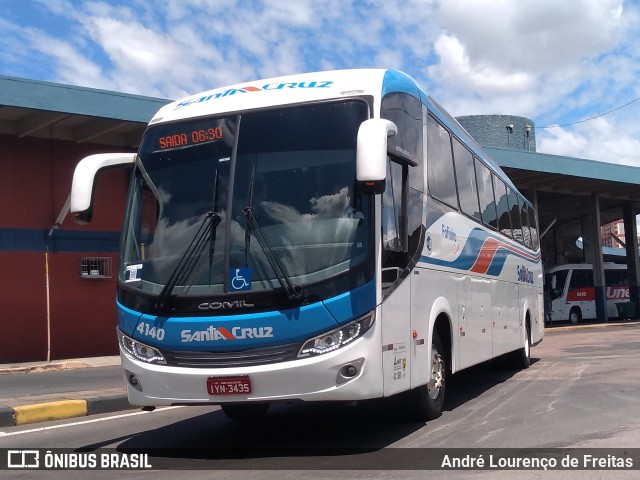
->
xmin=156 ymin=211 xmax=222 ymax=310
xmin=242 ymin=207 xmax=303 ymax=302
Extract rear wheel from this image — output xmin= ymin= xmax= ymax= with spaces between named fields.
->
xmin=510 ymin=321 xmax=531 ymax=369
xmin=406 ymin=329 xmax=446 ymax=421
xmin=221 ymin=403 xmax=270 ymax=422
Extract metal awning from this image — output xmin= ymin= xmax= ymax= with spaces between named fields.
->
xmin=0 ymin=76 xmax=170 ymax=148
xmin=486 ymin=147 xmax=640 ymax=228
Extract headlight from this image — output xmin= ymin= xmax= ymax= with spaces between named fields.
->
xmin=118 ymin=329 xmax=166 ymax=365
xmin=298 ymin=312 xmax=375 ymax=358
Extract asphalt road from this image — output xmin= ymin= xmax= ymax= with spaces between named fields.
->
xmin=2 ymin=325 xmax=640 ymax=479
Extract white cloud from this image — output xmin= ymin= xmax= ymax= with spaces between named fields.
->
xmin=538 ymin=118 xmax=640 ymax=166
xmin=436 ymin=0 xmax=623 ymax=72
xmin=431 ymin=34 xmax=534 ymax=94
xmin=411 ymin=0 xmax=640 ymax=170
xmin=425 ymin=0 xmax=630 ymax=119
xmin=85 ymin=18 xmax=178 ymax=75
xmin=3 ymin=0 xmax=640 ymax=168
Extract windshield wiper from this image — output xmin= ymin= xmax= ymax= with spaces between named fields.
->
xmin=242 ymin=206 xmax=303 ymax=302
xmin=155 ymin=211 xmax=222 ymax=310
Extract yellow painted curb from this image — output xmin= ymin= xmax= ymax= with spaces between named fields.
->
xmin=13 ymin=400 xmax=88 ymax=425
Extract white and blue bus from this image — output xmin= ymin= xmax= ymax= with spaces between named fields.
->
xmin=71 ymin=69 xmax=544 ymax=421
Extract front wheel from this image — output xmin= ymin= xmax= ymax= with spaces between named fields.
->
xmin=221 ymin=403 xmax=270 ymax=422
xmin=569 ymin=307 xmax=582 ymax=324
xmin=406 ymin=329 xmax=446 ymax=421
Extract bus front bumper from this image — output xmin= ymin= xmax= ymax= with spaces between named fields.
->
xmin=120 ymin=335 xmax=383 ymax=406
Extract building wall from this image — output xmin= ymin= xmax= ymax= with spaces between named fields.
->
xmin=456 ymin=115 xmax=536 ymax=152
xmin=0 ymin=134 xmax=130 ymax=362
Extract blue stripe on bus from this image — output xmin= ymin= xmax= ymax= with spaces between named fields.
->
xmin=119 ymin=279 xmax=377 ymax=351
xmin=322 ymin=279 xmax=376 ymax=322
xmin=0 ymin=228 xmax=120 ymax=253
xmin=126 ymin=300 xmax=340 ymax=351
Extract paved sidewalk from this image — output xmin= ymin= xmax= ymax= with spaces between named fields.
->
xmin=0 ymin=356 xmax=130 ymax=428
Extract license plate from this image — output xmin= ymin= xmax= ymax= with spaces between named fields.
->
xmin=207 ymin=376 xmax=252 ymax=396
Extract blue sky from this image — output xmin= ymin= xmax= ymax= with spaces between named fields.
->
xmin=2 ymin=0 xmax=640 ymax=165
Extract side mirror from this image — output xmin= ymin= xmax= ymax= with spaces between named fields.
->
xmin=356 ymin=119 xmax=397 ymax=194
xmin=70 ymin=153 xmax=136 ymax=224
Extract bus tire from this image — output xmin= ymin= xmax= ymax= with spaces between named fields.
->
xmin=407 ymin=329 xmax=446 ymax=421
xmin=221 ymin=403 xmax=270 ymax=422
xmin=511 ymin=321 xmax=531 ymax=369
xmin=569 ymin=307 xmax=581 ymax=324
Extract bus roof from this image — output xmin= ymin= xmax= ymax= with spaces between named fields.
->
xmin=545 ymin=263 xmax=627 ymax=273
xmin=150 ymin=68 xmax=521 ymax=198
xmin=150 ymin=69 xmax=390 ymax=124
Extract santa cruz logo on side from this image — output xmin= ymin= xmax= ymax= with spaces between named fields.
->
xmin=175 ymin=81 xmax=334 ymax=109
xmin=517 ymin=265 xmax=534 ymax=284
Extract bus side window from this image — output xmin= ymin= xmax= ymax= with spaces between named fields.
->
xmin=426 ymin=115 xmax=457 ymax=209
xmin=452 ymin=137 xmax=481 ymax=223
xmin=569 ymin=269 xmax=593 ymax=290
xmin=493 ymin=176 xmax=512 ymax=238
xmin=507 ymin=187 xmax=522 ymax=244
xmin=605 ymin=268 xmax=628 ymax=286
xmin=475 ymin=159 xmax=498 ymax=230
xmin=381 ymin=92 xmax=423 ymax=191
xmin=527 ymin=204 xmax=539 ymax=250
xmin=520 ymin=199 xmax=532 ymax=249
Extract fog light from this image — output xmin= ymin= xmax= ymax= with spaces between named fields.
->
xmin=336 ymin=358 xmax=365 ymax=385
xmin=342 ymin=365 xmax=358 ymax=377
xmin=125 ymin=370 xmax=142 ymax=391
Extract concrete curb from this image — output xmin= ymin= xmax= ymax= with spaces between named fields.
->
xmin=0 ymin=394 xmax=131 ymax=427
xmin=545 ymin=320 xmax=640 ymax=333
xmin=0 ymin=361 xmax=90 ymax=376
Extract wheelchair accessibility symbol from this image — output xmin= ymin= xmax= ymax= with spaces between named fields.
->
xmin=230 ymin=267 xmax=252 ymax=291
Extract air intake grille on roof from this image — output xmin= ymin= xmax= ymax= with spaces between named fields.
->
xmin=161 ymin=342 xmax=301 ymax=368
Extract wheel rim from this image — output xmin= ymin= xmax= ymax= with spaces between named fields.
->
xmin=427 ymin=346 xmax=445 ymax=400
xmin=524 ymin=328 xmax=530 ymax=359
xmin=570 ymin=311 xmax=579 ymax=324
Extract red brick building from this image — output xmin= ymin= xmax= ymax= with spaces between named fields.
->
xmin=0 ymin=77 xmax=169 ymax=362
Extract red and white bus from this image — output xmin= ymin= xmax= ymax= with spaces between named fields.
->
xmin=545 ymin=263 xmax=630 ymax=323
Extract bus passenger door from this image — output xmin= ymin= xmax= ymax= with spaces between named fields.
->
xmin=380 ymin=159 xmax=413 ymax=397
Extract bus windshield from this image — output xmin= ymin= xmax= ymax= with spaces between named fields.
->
xmin=545 ymin=269 xmax=569 ymax=300
xmin=120 ymin=101 xmax=371 ymax=306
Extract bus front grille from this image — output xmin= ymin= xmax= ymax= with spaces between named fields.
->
xmin=160 ymin=342 xmax=301 ymax=368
